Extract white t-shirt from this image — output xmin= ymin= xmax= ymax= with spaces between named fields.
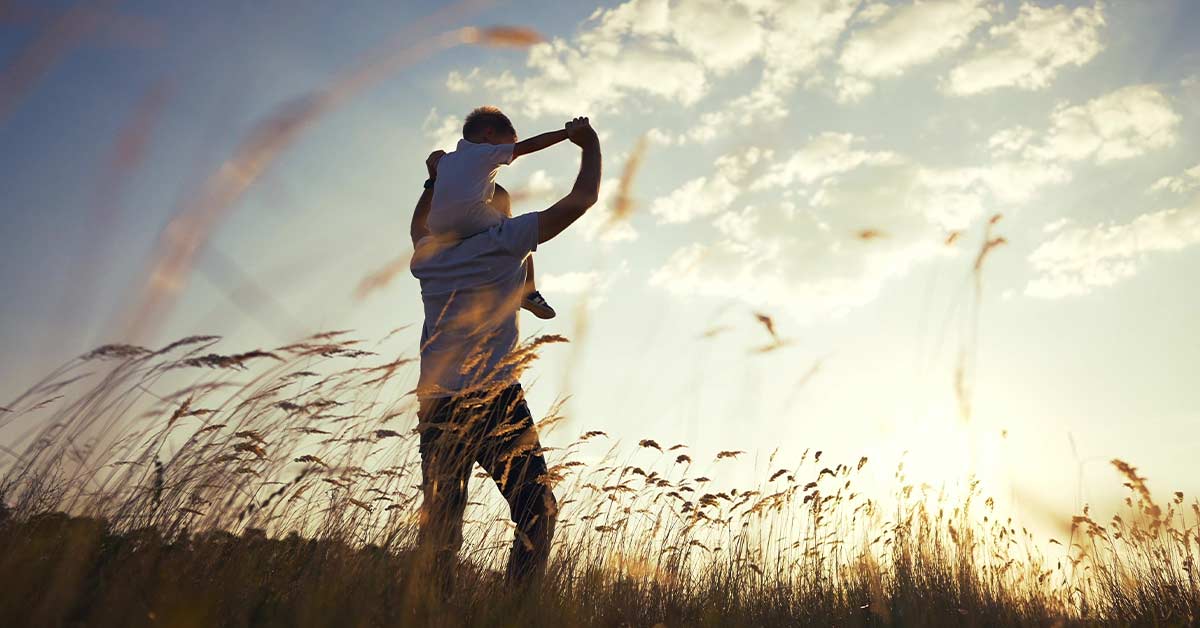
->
xmin=409 ymin=212 xmax=539 ymax=398
xmin=428 ymin=139 xmax=515 ymax=238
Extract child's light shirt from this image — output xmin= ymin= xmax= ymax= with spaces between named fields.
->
xmin=428 ymin=139 xmax=515 ymax=238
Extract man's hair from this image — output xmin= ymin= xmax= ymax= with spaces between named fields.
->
xmin=462 ymin=106 xmax=515 ymax=140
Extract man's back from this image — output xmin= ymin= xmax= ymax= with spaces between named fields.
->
xmin=409 ymin=212 xmax=539 ymax=398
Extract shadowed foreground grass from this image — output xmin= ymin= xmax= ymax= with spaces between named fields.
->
xmin=0 ymin=509 xmax=1062 ymax=627
xmin=0 ymin=333 xmax=1196 ymax=626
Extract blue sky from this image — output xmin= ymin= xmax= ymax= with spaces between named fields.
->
xmin=2 ymin=0 xmax=1199 ymax=530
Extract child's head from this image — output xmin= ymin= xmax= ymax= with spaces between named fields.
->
xmin=463 ymin=106 xmax=517 ymax=145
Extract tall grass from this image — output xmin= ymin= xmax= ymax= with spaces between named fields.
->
xmin=0 ymin=331 xmax=1196 ymax=626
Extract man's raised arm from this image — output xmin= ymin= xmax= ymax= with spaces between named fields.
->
xmin=410 ymin=150 xmax=444 ymax=246
xmin=537 ymin=117 xmax=601 ymax=244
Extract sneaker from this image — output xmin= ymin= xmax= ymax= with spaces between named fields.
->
xmin=521 ymin=291 xmax=556 ymax=319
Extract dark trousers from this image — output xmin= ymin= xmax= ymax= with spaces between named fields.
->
xmin=416 ymin=384 xmax=557 ymax=592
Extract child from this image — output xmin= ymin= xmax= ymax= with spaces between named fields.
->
xmin=427 ymin=106 xmax=567 ymax=319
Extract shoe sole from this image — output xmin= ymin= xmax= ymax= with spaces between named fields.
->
xmin=522 ymin=302 xmax=556 ymax=319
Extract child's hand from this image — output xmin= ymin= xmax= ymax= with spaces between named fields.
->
xmin=426 ymin=150 xmax=446 ymax=179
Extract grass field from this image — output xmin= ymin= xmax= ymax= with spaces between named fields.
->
xmin=0 ymin=332 xmax=1196 ymax=627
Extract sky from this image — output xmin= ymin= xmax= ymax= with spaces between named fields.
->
xmin=1 ymin=0 xmax=1199 ymax=534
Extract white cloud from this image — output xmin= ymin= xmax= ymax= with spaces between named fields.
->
xmin=445 ymin=68 xmax=480 ymax=93
xmin=904 ymin=84 xmax=1179 ymax=231
xmin=920 ymin=158 xmax=1071 ymax=207
xmin=464 ymin=0 xmax=723 ymax=119
xmin=1042 ymin=217 xmax=1071 ymax=233
xmin=501 ymin=37 xmax=709 ymax=118
xmin=540 ymin=261 xmax=630 ymax=307
xmin=1026 ymin=200 xmax=1200 ymax=298
xmin=754 ymin=133 xmax=896 ymax=189
xmin=668 ymin=0 xmax=765 ymax=73
xmin=684 ymin=0 xmax=859 ymax=134
xmin=574 ymin=177 xmax=640 ymax=243
xmin=976 ymin=159 xmax=1072 ymax=203
xmin=907 ymin=168 xmax=990 ymax=230
xmin=1151 ymin=164 xmax=1200 ymax=195
xmin=987 ymin=125 xmax=1034 ymax=155
xmin=651 ymin=176 xmax=740 ymax=225
xmin=582 ymin=0 xmax=671 ymax=39
xmin=1035 ymin=85 xmax=1181 ymax=163
xmin=976 ymin=85 xmax=1180 ymax=198
xmin=837 ymin=0 xmax=994 ymax=99
xmin=649 ymin=148 xmax=971 ymax=320
xmin=645 ymin=127 xmax=676 ymax=146
xmin=651 ymin=146 xmax=770 ymax=224
xmin=649 ymin=230 xmax=944 ymax=321
xmin=641 ymin=122 xmax=1078 ymax=319
xmin=855 ymin=2 xmax=891 ymax=23
xmin=540 ymin=270 xmax=603 ymax=294
xmin=643 ymin=109 xmax=1105 ymax=319
xmin=455 ymin=0 xmax=860 ymax=142
xmin=901 ymin=158 xmax=1072 ymax=232
xmin=422 ymin=108 xmax=460 ymax=151
xmin=505 ymin=169 xmax=559 ymax=206
xmin=761 ymin=0 xmax=861 ymax=79
xmin=713 ymin=205 xmax=760 ymax=244
xmin=524 ymin=170 xmax=557 ymax=196
xmin=648 ymin=79 xmax=1180 ymax=317
xmin=833 ymin=75 xmax=875 ymax=103
xmin=945 ymin=2 xmax=1105 ymax=96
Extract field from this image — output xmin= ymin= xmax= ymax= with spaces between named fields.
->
xmin=0 ymin=332 xmax=1196 ymax=627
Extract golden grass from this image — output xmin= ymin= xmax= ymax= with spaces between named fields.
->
xmin=0 ymin=332 xmax=1196 ymax=627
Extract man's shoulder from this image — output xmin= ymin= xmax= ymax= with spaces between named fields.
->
xmin=492 ymin=213 xmax=539 ymax=255
xmin=493 ymin=212 xmax=537 ymax=231
xmin=412 ymin=214 xmax=537 ymax=269
xmin=411 ymin=234 xmax=464 ymax=267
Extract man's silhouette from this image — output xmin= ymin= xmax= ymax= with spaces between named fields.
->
xmin=408 ymin=117 xmax=601 ymax=594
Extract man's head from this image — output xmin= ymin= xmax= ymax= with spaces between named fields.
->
xmin=463 ymin=106 xmax=517 ymax=145
xmin=488 ymin=183 xmax=512 ymax=218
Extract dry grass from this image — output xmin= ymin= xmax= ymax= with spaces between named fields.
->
xmin=0 ymin=332 xmax=1196 ymax=627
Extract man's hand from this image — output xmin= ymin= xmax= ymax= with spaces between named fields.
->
xmin=565 ymin=117 xmax=597 ymax=148
xmin=426 ymin=150 xmax=446 ymax=179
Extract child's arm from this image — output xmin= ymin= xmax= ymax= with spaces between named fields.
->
xmin=511 ymin=128 xmax=568 ymax=161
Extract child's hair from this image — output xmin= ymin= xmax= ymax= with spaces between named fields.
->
xmin=463 ymin=106 xmax=516 ymax=141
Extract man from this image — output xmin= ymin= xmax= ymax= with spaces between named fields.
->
xmin=408 ymin=117 xmax=601 ymax=594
